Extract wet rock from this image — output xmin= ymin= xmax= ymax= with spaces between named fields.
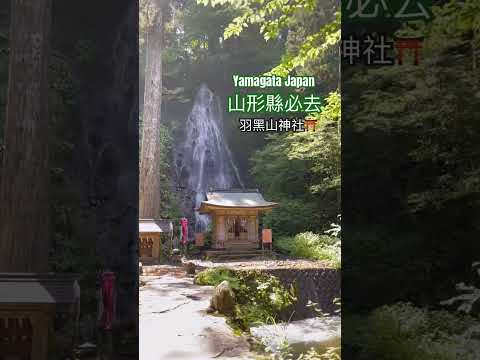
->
xmin=250 ymin=316 xmax=340 ymax=355
xmin=208 ymin=280 xmax=235 ymax=315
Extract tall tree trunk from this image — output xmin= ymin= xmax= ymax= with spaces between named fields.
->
xmin=0 ymin=0 xmax=52 ymax=272
xmin=139 ymin=0 xmax=163 ymax=219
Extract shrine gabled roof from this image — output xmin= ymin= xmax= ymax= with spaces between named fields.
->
xmin=0 ymin=281 xmax=55 ymax=304
xmin=139 ymin=219 xmax=172 ymax=233
xmin=0 ymin=273 xmax=80 ymax=304
xmin=198 ymin=189 xmax=278 ymax=213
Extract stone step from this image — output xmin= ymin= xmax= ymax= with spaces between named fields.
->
xmin=216 ymin=251 xmax=264 ymax=256
xmin=223 ymin=253 xmax=264 ymax=257
xmin=225 ymin=241 xmax=257 ymax=246
xmin=224 ymin=246 xmax=258 ymax=251
xmin=205 ymin=249 xmax=264 ymax=255
xmin=225 ymin=240 xmax=257 ymax=245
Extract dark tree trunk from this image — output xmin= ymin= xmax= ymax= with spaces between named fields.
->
xmin=0 ymin=0 xmax=52 ymax=272
xmin=139 ymin=0 xmax=164 ymax=219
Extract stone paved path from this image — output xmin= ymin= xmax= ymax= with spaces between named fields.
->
xmin=139 ymin=265 xmax=255 ymax=360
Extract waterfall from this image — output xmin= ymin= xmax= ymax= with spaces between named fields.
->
xmin=174 ymin=84 xmax=244 ymax=232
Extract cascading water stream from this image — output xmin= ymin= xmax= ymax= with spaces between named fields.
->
xmin=174 ymin=84 xmax=244 ymax=232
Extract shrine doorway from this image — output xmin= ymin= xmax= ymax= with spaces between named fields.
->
xmin=226 ymin=216 xmax=248 ymax=242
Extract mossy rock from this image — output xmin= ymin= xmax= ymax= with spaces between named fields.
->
xmin=208 ymin=280 xmax=236 ymax=315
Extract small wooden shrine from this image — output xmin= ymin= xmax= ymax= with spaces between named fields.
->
xmin=0 ymin=273 xmax=80 ymax=360
xmin=198 ymin=189 xmax=277 ymax=251
xmin=139 ymin=219 xmax=172 ymax=260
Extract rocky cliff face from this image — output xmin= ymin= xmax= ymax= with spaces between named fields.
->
xmin=172 ymin=84 xmax=244 ymax=237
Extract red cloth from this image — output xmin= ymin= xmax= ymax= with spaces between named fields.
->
xmin=101 ymin=272 xmax=116 ymax=330
xmin=181 ymin=218 xmax=188 ymax=244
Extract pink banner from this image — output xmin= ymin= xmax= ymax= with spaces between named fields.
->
xmin=100 ymin=271 xmax=116 ymax=330
xmin=180 ymin=218 xmax=188 ymax=244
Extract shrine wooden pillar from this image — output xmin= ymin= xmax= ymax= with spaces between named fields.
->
xmin=215 ymin=214 xmax=226 ymax=249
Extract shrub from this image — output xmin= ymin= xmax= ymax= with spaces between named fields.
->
xmin=194 ymin=267 xmax=239 ymax=288
xmin=262 ymin=199 xmax=321 ymax=236
xmin=351 ymin=302 xmax=480 ymax=360
xmin=195 ymin=268 xmax=296 ymax=331
xmin=275 ymin=232 xmax=341 ymax=267
xmin=232 ymin=270 xmax=296 ymax=330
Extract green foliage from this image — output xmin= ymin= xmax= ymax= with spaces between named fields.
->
xmin=342 ymin=0 xmax=480 ymax=312
xmin=231 ymin=270 xmax=296 ymax=331
xmin=423 ymin=0 xmax=480 ymax=55
xmin=286 ymin=91 xmax=340 ymax=194
xmin=142 ymin=0 xmax=283 ymax=102
xmin=157 ymin=124 xmax=181 ymax=219
xmin=195 ymin=268 xmax=296 ymax=331
xmin=349 ymin=303 xmax=480 ymax=360
xmin=255 ymin=347 xmax=339 ymax=360
xmin=262 ymin=199 xmax=318 ymax=236
xmin=316 ymin=347 xmax=341 ymax=360
xmin=204 ymin=223 xmax=214 ymax=248
xmin=267 ymin=11 xmax=339 ymax=80
xmin=139 ymin=114 xmax=181 ymax=219
xmin=252 ymin=92 xmax=340 ymax=236
xmin=194 ymin=267 xmax=239 ymax=287
xmin=198 ymin=0 xmax=339 ymax=85
xmin=275 ymin=232 xmax=340 ymax=268
xmin=345 ymin=0 xmax=480 ymax=214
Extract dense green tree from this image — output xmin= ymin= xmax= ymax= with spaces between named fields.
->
xmin=343 ymin=0 xmax=480 ymax=309
xmin=199 ymin=0 xmax=339 ymax=88
xmin=251 ymin=92 xmax=340 ymax=236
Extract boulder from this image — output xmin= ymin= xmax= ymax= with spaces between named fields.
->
xmin=185 ymin=261 xmax=196 ymax=275
xmin=208 ymin=280 xmax=235 ymax=315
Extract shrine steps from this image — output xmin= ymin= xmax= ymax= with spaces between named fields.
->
xmin=224 ymin=241 xmax=259 ymax=249
xmin=203 ymin=249 xmax=275 ymax=261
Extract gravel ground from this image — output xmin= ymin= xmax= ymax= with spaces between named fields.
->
xmin=184 ymin=258 xmax=333 ymax=270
